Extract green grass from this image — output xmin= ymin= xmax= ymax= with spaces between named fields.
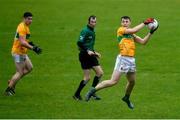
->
xmin=0 ymin=0 xmax=180 ymax=118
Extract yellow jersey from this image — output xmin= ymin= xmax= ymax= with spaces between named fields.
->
xmin=117 ymin=27 xmax=135 ymax=57
xmin=12 ymin=22 xmax=30 ymax=55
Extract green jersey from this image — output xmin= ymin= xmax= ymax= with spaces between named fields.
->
xmin=77 ymin=25 xmax=95 ymax=52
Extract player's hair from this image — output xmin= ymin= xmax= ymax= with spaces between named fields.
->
xmin=88 ymin=15 xmax=96 ymax=23
xmin=23 ymin=12 xmax=33 ymax=18
xmin=121 ymin=16 xmax=131 ymax=21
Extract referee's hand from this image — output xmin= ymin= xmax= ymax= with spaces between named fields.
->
xmin=87 ymin=50 xmax=95 ymax=56
xmin=94 ymin=52 xmax=101 ymax=58
xmin=87 ymin=50 xmax=101 ymax=58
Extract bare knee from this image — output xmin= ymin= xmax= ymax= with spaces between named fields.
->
xmin=96 ymin=70 xmax=104 ymax=78
xmin=111 ymin=80 xmax=118 ymax=85
xmin=28 ymin=66 xmax=33 ymax=73
xmin=83 ymin=76 xmax=90 ymax=81
xmin=28 ymin=65 xmax=33 ymax=72
xmin=24 ymin=66 xmax=33 ymax=75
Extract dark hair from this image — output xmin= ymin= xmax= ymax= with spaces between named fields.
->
xmin=88 ymin=15 xmax=96 ymax=23
xmin=121 ymin=16 xmax=131 ymax=21
xmin=23 ymin=12 xmax=33 ymax=18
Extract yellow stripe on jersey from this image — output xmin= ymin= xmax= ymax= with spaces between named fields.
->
xmin=12 ymin=22 xmax=30 ymax=55
xmin=117 ymin=27 xmax=135 ymax=57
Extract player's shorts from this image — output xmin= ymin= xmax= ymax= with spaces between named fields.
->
xmin=114 ymin=55 xmax=136 ymax=73
xmin=79 ymin=52 xmax=99 ymax=69
xmin=12 ymin=54 xmax=28 ymax=63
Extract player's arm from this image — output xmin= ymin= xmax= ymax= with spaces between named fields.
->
xmin=134 ymin=24 xmax=159 ymax=45
xmin=124 ymin=23 xmax=145 ymax=34
xmin=28 ymin=41 xmax=35 ymax=46
xmin=19 ymin=36 xmax=33 ymax=49
xmin=124 ymin=18 xmax=154 ymax=34
xmin=19 ymin=36 xmax=42 ymax=54
xmin=133 ymin=33 xmax=152 ymax=45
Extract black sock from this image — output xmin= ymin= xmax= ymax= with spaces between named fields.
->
xmin=5 ymin=87 xmax=15 ymax=93
xmin=5 ymin=87 xmax=11 ymax=92
xmin=75 ymin=80 xmax=87 ymax=96
xmin=124 ymin=94 xmax=130 ymax=100
xmin=92 ymin=76 xmax=100 ymax=87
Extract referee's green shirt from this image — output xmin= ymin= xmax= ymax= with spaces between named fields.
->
xmin=77 ymin=25 xmax=95 ymax=52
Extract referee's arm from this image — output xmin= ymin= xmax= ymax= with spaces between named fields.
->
xmin=77 ymin=31 xmax=89 ymax=51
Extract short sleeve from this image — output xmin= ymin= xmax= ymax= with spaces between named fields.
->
xmin=17 ymin=24 xmax=26 ymax=36
xmin=117 ymin=27 xmax=126 ymax=36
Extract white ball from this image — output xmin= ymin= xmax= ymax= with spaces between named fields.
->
xmin=147 ymin=19 xmax=158 ymax=30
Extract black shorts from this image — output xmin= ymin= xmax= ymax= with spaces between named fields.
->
xmin=79 ymin=52 xmax=99 ymax=69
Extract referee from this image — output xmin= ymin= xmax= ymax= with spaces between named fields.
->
xmin=73 ymin=15 xmax=103 ymax=100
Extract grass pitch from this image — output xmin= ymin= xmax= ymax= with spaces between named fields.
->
xmin=0 ymin=0 xmax=180 ymax=118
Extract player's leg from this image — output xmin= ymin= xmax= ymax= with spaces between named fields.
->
xmin=93 ymin=54 xmax=124 ymax=90
xmin=23 ymin=55 xmax=33 ymax=76
xmin=7 ymin=55 xmax=33 ymax=93
xmin=97 ymin=70 xmax=121 ymax=90
xmin=86 ymin=55 xmax=123 ymax=101
xmin=85 ymin=70 xmax=122 ymax=101
xmin=73 ymin=69 xmax=91 ymax=100
xmin=125 ymin=72 xmax=136 ymax=96
xmin=5 ymin=62 xmax=25 ymax=95
xmin=122 ymin=72 xmax=136 ymax=109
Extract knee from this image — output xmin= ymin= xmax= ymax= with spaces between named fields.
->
xmin=29 ymin=64 xmax=33 ymax=71
xmin=24 ymin=68 xmax=33 ymax=75
xmin=108 ymin=79 xmax=118 ymax=86
xmin=84 ymin=76 xmax=90 ymax=81
xmin=111 ymin=80 xmax=118 ymax=85
xmin=29 ymin=67 xmax=33 ymax=72
xmin=28 ymin=66 xmax=33 ymax=73
xmin=27 ymin=63 xmax=33 ymax=72
xmin=96 ymin=70 xmax=104 ymax=78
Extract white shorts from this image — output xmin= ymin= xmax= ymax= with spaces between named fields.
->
xmin=12 ymin=54 xmax=28 ymax=63
xmin=114 ymin=55 xmax=136 ymax=73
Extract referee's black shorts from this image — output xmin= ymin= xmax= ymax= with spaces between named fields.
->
xmin=79 ymin=52 xmax=99 ymax=69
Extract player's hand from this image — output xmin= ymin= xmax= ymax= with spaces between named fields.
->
xmin=32 ymin=46 xmax=42 ymax=54
xmin=28 ymin=41 xmax=35 ymax=47
xmin=143 ymin=18 xmax=154 ymax=25
xmin=94 ymin=52 xmax=101 ymax=58
xmin=150 ymin=25 xmax=159 ymax=34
